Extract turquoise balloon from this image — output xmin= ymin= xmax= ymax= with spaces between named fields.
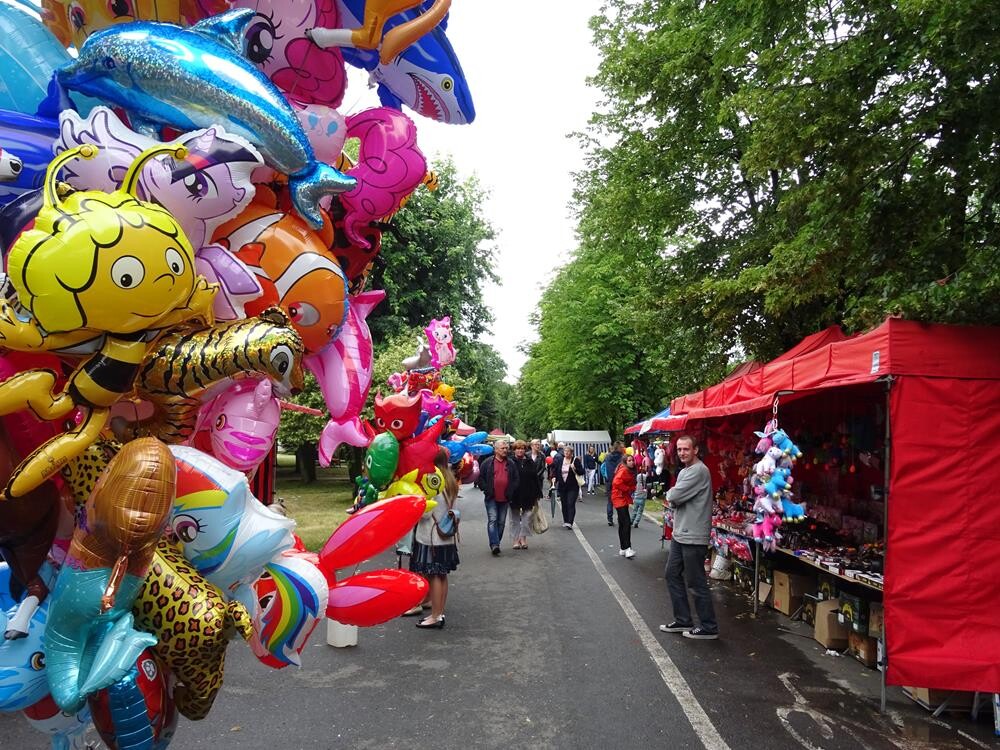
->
xmin=0 ymin=3 xmax=74 ymax=114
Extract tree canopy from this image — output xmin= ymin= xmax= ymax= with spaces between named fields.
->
xmin=366 ymin=157 xmax=498 ymax=344
xmin=516 ymin=0 xmax=1000 ymax=437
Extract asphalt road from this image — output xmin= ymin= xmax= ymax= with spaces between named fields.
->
xmin=2 ymin=486 xmax=997 ymax=749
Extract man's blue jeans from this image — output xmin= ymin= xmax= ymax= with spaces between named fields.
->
xmin=484 ymin=498 xmax=509 ymax=548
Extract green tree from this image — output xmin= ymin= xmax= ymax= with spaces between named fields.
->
xmin=576 ymin=0 xmax=1000 ymax=365
xmin=366 ymin=158 xmax=498 ymax=346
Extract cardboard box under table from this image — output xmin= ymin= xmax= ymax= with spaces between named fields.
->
xmin=771 ymin=571 xmax=813 ymax=616
xmin=838 ymin=592 xmax=869 ymax=633
xmin=849 ymin=631 xmax=878 ymax=668
xmin=814 ymin=599 xmax=850 ymax=649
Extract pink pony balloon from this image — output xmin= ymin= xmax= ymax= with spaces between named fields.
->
xmin=312 ymin=290 xmax=385 ymax=465
xmin=425 ymin=316 xmax=456 ymax=369
xmin=191 ymin=378 xmax=281 ymax=475
xmin=230 ymin=0 xmax=348 ymax=109
xmin=341 ymin=107 xmax=427 ymax=248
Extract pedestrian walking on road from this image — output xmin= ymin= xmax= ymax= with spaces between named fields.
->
xmin=584 ymin=446 xmax=598 ymax=494
xmin=552 ymin=445 xmax=584 ymax=529
xmin=603 ymin=442 xmax=625 ymax=526
xmin=611 ymin=454 xmax=637 ymax=558
xmin=476 ymin=439 xmax=519 ymax=555
xmin=659 ymin=434 xmax=719 ymax=640
xmin=410 ymin=448 xmax=461 ymax=629
xmin=510 ymin=440 xmax=540 ymax=549
xmin=630 ymin=470 xmax=648 ymax=527
xmin=530 ymin=438 xmax=547 ymax=498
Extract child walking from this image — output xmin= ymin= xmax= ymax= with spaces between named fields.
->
xmin=630 ymin=470 xmax=648 ymax=527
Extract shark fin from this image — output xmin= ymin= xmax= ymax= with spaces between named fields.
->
xmin=191 ymin=8 xmax=256 ymax=54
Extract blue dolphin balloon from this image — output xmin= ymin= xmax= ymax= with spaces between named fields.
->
xmin=57 ymin=9 xmax=355 ymax=229
xmin=337 ymin=0 xmax=475 ymax=124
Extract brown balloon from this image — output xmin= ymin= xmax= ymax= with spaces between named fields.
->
xmin=69 ymin=438 xmax=175 ymax=612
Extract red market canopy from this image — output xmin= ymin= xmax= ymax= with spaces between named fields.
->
xmin=670 ymin=319 xmax=1000 ymax=420
xmin=669 ymin=317 xmax=1000 ymax=693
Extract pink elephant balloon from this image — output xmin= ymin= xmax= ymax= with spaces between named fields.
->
xmin=190 ymin=378 xmax=280 ymax=475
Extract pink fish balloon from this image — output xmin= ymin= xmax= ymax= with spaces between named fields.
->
xmin=313 ymin=290 xmax=385 ymax=465
xmin=191 ymin=378 xmax=280 ymax=475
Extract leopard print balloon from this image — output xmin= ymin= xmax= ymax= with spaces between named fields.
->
xmin=133 ymin=538 xmax=253 ymax=720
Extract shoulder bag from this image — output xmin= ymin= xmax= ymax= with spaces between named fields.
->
xmin=434 ymin=504 xmax=461 ymax=540
xmin=530 ymin=502 xmax=549 ymax=534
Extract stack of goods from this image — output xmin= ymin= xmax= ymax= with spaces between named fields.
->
xmin=745 ymin=419 xmax=806 ymax=551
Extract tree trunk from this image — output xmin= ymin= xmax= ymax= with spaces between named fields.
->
xmin=295 ymin=442 xmax=318 ymax=484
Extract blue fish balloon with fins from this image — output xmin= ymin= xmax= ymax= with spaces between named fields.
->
xmin=57 ymin=9 xmax=355 ymax=229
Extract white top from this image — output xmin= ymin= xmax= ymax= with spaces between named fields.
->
xmin=414 ymin=491 xmax=458 ymax=547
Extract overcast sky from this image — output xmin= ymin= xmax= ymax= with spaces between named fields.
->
xmin=344 ymin=1 xmax=607 ymax=383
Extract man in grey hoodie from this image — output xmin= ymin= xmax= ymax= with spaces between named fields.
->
xmin=659 ymin=434 xmax=719 ymax=639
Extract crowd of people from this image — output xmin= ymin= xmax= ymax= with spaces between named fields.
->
xmin=402 ymin=434 xmax=719 ymax=641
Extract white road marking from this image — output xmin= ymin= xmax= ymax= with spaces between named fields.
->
xmin=573 ymin=526 xmax=731 ymax=750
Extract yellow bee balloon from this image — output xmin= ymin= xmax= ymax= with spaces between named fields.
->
xmin=0 ymin=144 xmax=217 ymax=500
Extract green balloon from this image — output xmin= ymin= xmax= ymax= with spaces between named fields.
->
xmin=365 ymin=431 xmax=400 ymax=488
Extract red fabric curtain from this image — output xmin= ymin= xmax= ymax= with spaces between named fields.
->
xmin=885 ymin=376 xmax=1000 ymax=692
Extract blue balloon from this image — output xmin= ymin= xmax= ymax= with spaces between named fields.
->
xmin=57 ymin=9 xmax=354 ymax=229
xmin=0 ymin=109 xmax=59 ymax=207
xmin=340 ymin=1 xmax=475 ymax=124
xmin=0 ymin=2 xmax=75 ymax=115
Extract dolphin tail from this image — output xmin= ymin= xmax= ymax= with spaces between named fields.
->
xmin=289 ymin=162 xmax=356 ymax=229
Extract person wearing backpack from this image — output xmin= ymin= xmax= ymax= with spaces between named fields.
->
xmin=410 ymin=448 xmax=461 ymax=629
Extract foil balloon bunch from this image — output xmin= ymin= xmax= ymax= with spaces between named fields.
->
xmin=0 ymin=3 xmax=475 ymax=748
xmin=345 ymin=319 xmax=491 ymax=518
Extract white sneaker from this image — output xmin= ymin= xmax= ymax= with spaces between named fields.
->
xmin=563 ymin=523 xmax=572 ymax=529
xmin=624 ymin=548 xmax=636 ymax=559
xmin=619 ymin=549 xmax=626 ymax=556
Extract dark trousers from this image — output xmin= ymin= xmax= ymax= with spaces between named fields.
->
xmin=664 ymin=540 xmax=718 ymax=632
xmin=606 ymin=486 xmax=614 ymax=523
xmin=616 ymin=506 xmax=632 ymax=549
xmin=560 ymin=486 xmax=579 ymax=525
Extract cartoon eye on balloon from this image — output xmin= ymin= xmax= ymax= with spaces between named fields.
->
xmin=245 ymin=12 xmax=278 ymax=65
xmin=30 ymin=651 xmax=45 ymax=671
xmin=173 ymin=514 xmax=202 ymax=544
xmin=288 ymin=302 xmax=320 ymax=327
xmin=165 ymin=247 xmax=185 ymax=275
xmin=269 ymin=345 xmax=293 ymax=377
xmin=182 ymin=170 xmax=218 ymax=201
xmin=441 ymin=76 xmax=454 ymax=92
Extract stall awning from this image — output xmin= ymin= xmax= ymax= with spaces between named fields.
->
xmin=624 ymin=409 xmax=688 ymax=435
xmin=670 ymin=318 xmax=1000 ymax=421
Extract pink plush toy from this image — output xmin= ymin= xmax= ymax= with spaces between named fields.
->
xmin=425 ymin=316 xmax=456 ymax=369
xmin=191 ymin=378 xmax=280 ymax=476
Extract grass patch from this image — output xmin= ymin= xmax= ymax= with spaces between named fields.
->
xmin=275 ymin=465 xmax=355 ymax=551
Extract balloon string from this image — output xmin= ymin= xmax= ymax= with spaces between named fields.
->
xmin=278 ymin=400 xmax=325 ymax=417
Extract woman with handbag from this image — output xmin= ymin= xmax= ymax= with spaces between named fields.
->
xmin=410 ymin=448 xmax=461 ymax=629
xmin=612 ymin=454 xmax=638 ymax=558
xmin=510 ymin=440 xmax=539 ymax=549
xmin=553 ymin=445 xmax=585 ymax=529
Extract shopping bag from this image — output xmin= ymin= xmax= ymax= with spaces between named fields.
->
xmin=530 ymin=503 xmax=549 ymax=534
